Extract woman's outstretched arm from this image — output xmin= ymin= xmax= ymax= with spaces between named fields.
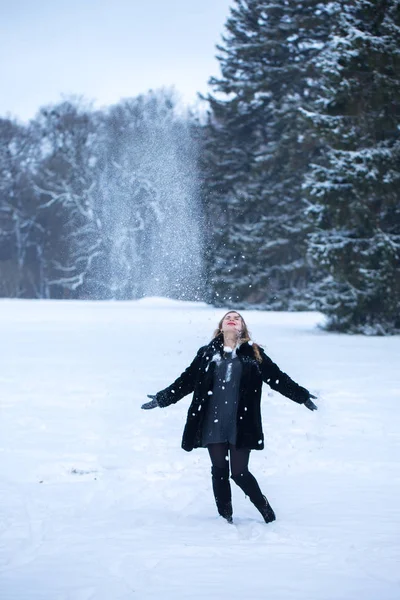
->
xmin=259 ymin=348 xmax=317 ymax=408
xmin=142 ymin=347 xmax=205 ymax=409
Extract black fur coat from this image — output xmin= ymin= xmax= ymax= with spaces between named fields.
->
xmin=155 ymin=335 xmax=311 ymax=452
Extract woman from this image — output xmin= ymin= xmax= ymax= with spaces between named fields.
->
xmin=141 ymin=311 xmax=317 ymax=524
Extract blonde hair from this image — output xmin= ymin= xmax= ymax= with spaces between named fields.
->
xmin=212 ymin=310 xmax=262 ymax=363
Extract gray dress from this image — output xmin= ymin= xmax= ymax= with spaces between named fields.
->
xmin=201 ymin=349 xmax=242 ymax=447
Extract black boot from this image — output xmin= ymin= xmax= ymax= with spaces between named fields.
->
xmin=211 ymin=466 xmax=233 ymax=523
xmin=232 ymin=469 xmax=276 ymax=523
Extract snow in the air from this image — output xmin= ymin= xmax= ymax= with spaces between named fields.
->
xmin=0 ymin=298 xmax=399 ymax=600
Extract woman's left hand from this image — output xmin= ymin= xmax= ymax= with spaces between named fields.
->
xmin=141 ymin=394 xmax=158 ymax=410
xmin=304 ymin=394 xmax=318 ymax=411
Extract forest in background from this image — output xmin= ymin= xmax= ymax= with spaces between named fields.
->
xmin=1 ymin=0 xmax=399 ymax=334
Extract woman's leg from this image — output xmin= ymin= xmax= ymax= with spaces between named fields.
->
xmin=228 ymin=444 xmax=250 ymax=477
xmin=207 ymin=443 xmax=232 ymax=522
xmin=229 ymin=445 xmax=276 ymax=523
xmin=207 ymin=442 xmax=230 ymax=469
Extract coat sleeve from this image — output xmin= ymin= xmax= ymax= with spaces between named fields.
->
xmin=155 ymin=347 xmax=205 ymax=408
xmin=259 ymin=348 xmax=310 ymax=404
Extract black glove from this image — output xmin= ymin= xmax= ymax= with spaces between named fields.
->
xmin=141 ymin=394 xmax=158 ymax=410
xmin=304 ymin=393 xmax=318 ymax=411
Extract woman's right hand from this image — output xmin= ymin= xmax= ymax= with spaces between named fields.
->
xmin=141 ymin=394 xmax=158 ymax=410
xmin=304 ymin=394 xmax=318 ymax=411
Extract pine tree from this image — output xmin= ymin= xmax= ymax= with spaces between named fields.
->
xmin=202 ymin=0 xmax=334 ymax=307
xmin=303 ymin=0 xmax=400 ymax=334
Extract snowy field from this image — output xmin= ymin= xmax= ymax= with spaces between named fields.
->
xmin=0 ymin=298 xmax=399 ymax=600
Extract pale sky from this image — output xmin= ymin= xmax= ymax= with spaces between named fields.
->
xmin=0 ymin=0 xmax=233 ymax=121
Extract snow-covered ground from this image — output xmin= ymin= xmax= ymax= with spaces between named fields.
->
xmin=0 ymin=298 xmax=399 ymax=600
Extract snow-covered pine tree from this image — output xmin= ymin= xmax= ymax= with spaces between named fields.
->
xmin=202 ymin=0 xmax=334 ymax=308
xmin=303 ymin=0 xmax=400 ymax=334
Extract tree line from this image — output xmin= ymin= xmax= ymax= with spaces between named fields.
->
xmin=0 ymin=91 xmax=203 ymax=301
xmin=1 ymin=0 xmax=399 ymax=334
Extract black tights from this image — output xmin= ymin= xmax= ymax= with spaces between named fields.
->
xmin=207 ymin=443 xmax=274 ymax=520
xmin=207 ymin=442 xmax=250 ymax=477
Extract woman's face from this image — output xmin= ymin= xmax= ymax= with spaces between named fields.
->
xmin=221 ymin=312 xmax=243 ymax=336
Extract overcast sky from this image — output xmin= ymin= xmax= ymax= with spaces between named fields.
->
xmin=0 ymin=0 xmax=233 ymax=121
